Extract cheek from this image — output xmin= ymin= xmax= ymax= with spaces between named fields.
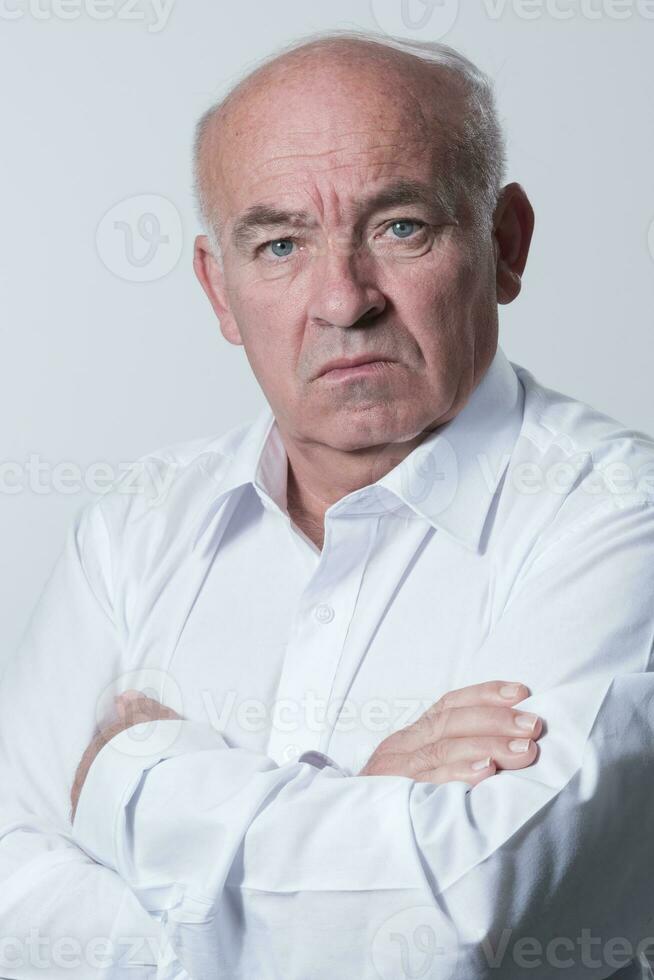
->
xmin=230 ymin=258 xmax=310 ymax=322
xmin=228 ymin=264 xmax=312 ymax=366
xmin=383 ymin=245 xmax=489 ymax=373
xmin=395 ymin=229 xmax=476 ymax=290
xmin=227 ymin=290 xmax=303 ymax=393
xmin=385 ymin=246 xmax=476 ymax=327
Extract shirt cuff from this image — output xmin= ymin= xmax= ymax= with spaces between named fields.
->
xmin=72 ymin=719 xmax=228 ymax=881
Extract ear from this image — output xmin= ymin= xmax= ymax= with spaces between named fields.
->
xmin=193 ymin=235 xmax=243 ymax=345
xmin=492 ymin=183 xmax=535 ymax=305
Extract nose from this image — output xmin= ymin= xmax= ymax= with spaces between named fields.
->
xmin=307 ymin=244 xmax=386 ymax=328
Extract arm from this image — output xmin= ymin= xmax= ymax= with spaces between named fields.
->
xmin=0 ymin=502 xmax=189 ymax=980
xmin=71 ymin=497 xmax=654 ymax=980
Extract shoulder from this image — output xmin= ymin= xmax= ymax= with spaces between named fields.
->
xmin=515 ymin=361 xmax=654 ymax=475
xmin=488 ymin=363 xmax=654 ymax=605
xmin=78 ymin=414 xmax=259 ymax=553
xmin=478 ymin=365 xmax=654 ymax=673
xmin=137 ymin=418 xmax=255 ymax=469
xmin=507 ymin=361 xmax=654 ymax=526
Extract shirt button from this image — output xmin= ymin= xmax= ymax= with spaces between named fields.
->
xmin=282 ymin=744 xmax=301 ymax=762
xmin=314 ymin=602 xmax=335 ymax=624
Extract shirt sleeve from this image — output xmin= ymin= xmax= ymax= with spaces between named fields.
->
xmin=0 ymin=501 xmax=190 ymax=980
xmin=71 ymin=497 xmax=654 ymax=980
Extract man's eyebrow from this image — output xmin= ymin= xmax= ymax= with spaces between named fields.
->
xmin=230 ymin=179 xmax=455 ymax=251
xmin=231 ymin=206 xmax=315 ymax=251
xmin=358 ymin=179 xmax=455 ymax=220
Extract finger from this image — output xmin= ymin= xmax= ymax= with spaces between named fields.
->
xmin=114 ymin=691 xmax=158 ymax=711
xmin=114 ymin=696 xmax=160 ymax=727
xmin=427 ymin=680 xmax=531 ymax=716
xmin=115 ymin=692 xmax=145 ymax=717
xmin=115 ymin=689 xmax=155 ymax=713
xmin=118 ymin=688 xmax=145 ymax=701
xmin=399 ymin=704 xmax=542 ymax=753
xmin=115 ymin=705 xmax=152 ymax=728
xmin=408 ymin=680 xmax=530 ymax=745
xmin=409 ymin=735 xmax=538 ymax=776
xmin=413 ymin=757 xmax=497 ymax=787
xmin=115 ymin=696 xmax=182 ymax=728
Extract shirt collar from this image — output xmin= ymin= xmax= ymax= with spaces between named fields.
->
xmin=206 ymin=344 xmax=524 ymax=553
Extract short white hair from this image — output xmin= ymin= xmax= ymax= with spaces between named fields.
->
xmin=192 ymin=29 xmax=508 ymax=265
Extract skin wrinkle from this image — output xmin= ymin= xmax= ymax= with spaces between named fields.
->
xmin=232 ymin=179 xmax=457 ymax=257
xmin=194 ymin=37 xmax=487 ymax=236
xmin=203 ymin=47 xmax=459 ymax=198
xmin=251 ymin=141 xmax=436 ymax=175
xmin=192 ymin=38 xmax=534 ymax=550
xmin=231 ymin=165 xmax=454 ymax=266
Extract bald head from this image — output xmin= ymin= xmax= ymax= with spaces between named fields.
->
xmin=190 ymin=29 xmax=533 ymax=481
xmin=193 ymin=31 xmax=507 ymax=262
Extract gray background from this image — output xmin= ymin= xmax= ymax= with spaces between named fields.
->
xmin=2 ymin=0 xmax=653 ymax=665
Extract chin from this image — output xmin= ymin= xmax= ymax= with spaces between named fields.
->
xmin=322 ymin=408 xmax=429 ymax=452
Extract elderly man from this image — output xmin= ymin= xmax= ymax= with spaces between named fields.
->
xmin=1 ymin=28 xmax=654 ymax=980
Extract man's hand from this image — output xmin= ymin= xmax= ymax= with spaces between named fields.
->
xmin=70 ymin=690 xmax=183 ymax=823
xmin=358 ymin=680 xmax=543 ymax=786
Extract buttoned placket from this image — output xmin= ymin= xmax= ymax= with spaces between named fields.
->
xmin=265 ymin=501 xmax=379 ymax=765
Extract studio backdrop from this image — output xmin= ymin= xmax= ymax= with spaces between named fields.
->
xmin=2 ymin=0 xmax=653 ymax=663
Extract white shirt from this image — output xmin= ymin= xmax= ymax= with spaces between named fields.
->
xmin=2 ymin=344 xmax=654 ymax=980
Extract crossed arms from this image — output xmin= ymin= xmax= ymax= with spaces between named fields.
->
xmin=1 ymin=496 xmax=654 ymax=979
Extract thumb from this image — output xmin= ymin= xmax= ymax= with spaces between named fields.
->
xmin=114 ymin=689 xmax=145 ymax=723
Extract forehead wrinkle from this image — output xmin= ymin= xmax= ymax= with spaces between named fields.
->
xmin=258 ymin=139 xmax=432 ymax=169
xmin=224 ymin=66 xmax=453 ymax=169
xmin=211 ymin=60 xmax=463 ymax=243
xmin=199 ymin=37 xmax=481 ymax=245
xmin=221 ymin=131 xmax=434 ymax=220
xmin=230 ymin=175 xmax=457 ymax=251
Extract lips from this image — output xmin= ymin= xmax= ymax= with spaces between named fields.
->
xmin=317 ymin=355 xmax=391 ymax=378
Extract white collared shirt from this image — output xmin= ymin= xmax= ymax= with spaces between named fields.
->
xmin=2 ymin=345 xmax=654 ymax=979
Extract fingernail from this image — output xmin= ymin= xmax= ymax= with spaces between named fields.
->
xmin=116 ymin=689 xmax=142 ymax=702
xmin=471 ymin=756 xmax=493 ymax=771
xmin=515 ymin=712 xmax=539 ymax=732
xmin=500 ymin=684 xmax=521 ymax=699
xmin=509 ymin=739 xmax=531 ymax=753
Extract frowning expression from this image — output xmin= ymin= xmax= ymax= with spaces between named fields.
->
xmin=195 ymin=46 xmax=506 ymax=452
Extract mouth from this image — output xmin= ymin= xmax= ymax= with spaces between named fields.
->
xmin=319 ymin=360 xmax=394 ymax=381
xmin=316 ymin=356 xmax=396 ymax=381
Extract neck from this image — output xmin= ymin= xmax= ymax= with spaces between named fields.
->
xmin=282 ymin=428 xmax=434 ymax=550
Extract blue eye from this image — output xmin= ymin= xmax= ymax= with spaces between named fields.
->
xmin=390 ymin=220 xmax=418 ymax=238
xmin=269 ymin=239 xmax=294 ymax=257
